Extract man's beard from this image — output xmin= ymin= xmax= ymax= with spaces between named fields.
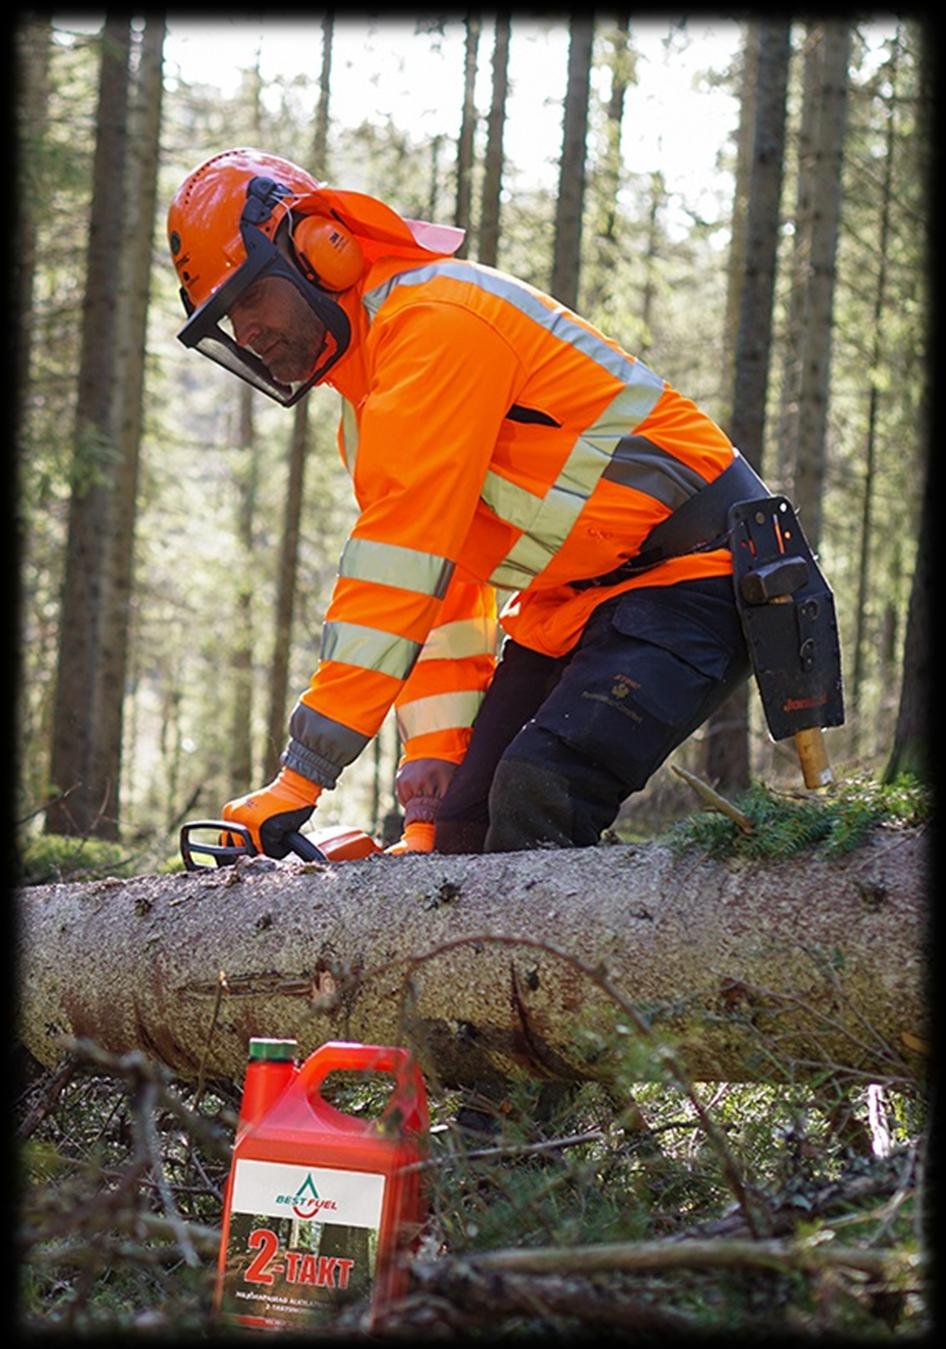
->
xmin=264 ymin=324 xmax=326 ymax=384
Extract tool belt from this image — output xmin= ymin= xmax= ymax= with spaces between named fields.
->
xmin=569 ymin=450 xmax=845 ymax=744
xmin=569 ymin=452 xmax=768 ymax=589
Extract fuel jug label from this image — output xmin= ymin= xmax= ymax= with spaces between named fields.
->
xmin=219 ymin=1159 xmax=385 ymax=1326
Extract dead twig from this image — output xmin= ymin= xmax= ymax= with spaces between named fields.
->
xmin=671 ymin=763 xmax=754 ymax=832
xmin=405 ymin=1129 xmax=605 ymax=1173
xmin=17 ymin=1055 xmax=78 ymax=1140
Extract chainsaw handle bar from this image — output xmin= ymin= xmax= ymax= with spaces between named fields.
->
xmin=179 ymin=819 xmax=328 ymax=871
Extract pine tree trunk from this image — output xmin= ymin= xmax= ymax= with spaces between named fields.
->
xmin=264 ymin=404 xmax=309 ymax=779
xmin=93 ymin=18 xmax=166 ymax=839
xmin=638 ymin=172 xmax=665 ymax=361
xmin=45 ymin=18 xmax=131 ymax=838
xmin=263 ymin=15 xmax=333 ymax=778
xmin=454 ymin=15 xmax=480 ymax=257
xmin=791 ymin=21 xmax=852 ymax=553
xmin=775 ymin=23 xmax=824 ymax=494
xmin=477 ymin=14 xmax=510 ymax=268
xmin=705 ymin=20 xmax=790 ymax=794
xmin=720 ymin=22 xmax=758 ymax=420
xmin=14 ymin=18 xmax=51 ymax=806
xmin=884 ymin=440 xmax=930 ymax=784
xmin=230 ymin=387 xmax=257 ymax=789
xmin=550 ymin=17 xmax=594 ymax=310
xmin=851 ymin=32 xmax=899 ymax=754
xmin=884 ymin=21 xmax=931 ymax=785
xmin=13 ymin=16 xmax=50 ymax=459
xmin=229 ymin=56 xmax=267 ymax=789
xmin=17 ymin=828 xmax=928 ymax=1089
xmin=583 ymin=17 xmax=631 ymax=318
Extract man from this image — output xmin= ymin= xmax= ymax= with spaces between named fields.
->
xmin=168 ymin=147 xmax=764 ymax=858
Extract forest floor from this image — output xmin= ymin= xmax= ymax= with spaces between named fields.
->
xmin=16 ymin=1037 xmax=929 ymax=1340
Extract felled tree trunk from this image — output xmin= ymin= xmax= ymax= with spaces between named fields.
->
xmin=17 ymin=828 xmax=928 ymax=1090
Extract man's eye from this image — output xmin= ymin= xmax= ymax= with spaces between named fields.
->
xmin=233 ymin=283 xmax=262 ymax=314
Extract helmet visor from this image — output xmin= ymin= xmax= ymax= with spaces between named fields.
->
xmin=176 ymin=225 xmax=350 ymax=406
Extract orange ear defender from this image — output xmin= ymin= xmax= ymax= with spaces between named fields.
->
xmin=292 ymin=214 xmax=365 ymax=291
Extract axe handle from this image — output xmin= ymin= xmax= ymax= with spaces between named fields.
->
xmin=794 ymin=727 xmax=833 ymax=789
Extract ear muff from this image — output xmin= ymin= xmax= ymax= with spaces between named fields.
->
xmin=292 ymin=214 xmax=365 ymax=292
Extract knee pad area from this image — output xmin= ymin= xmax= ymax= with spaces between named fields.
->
xmin=485 ymin=754 xmax=578 ymax=851
xmin=484 ymin=729 xmax=626 ymax=851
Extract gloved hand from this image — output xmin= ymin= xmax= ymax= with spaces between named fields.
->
xmin=385 ymin=820 xmax=437 ymax=855
xmin=387 ymin=758 xmax=457 ymax=854
xmin=221 ymin=767 xmax=321 ymax=859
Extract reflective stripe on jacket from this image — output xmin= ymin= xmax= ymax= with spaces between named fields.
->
xmin=283 ymin=255 xmax=735 ymax=787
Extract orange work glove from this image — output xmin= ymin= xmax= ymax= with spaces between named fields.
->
xmin=386 ymin=758 xmax=457 ymax=854
xmin=385 ymin=820 xmax=437 ymax=855
xmin=221 ymin=767 xmax=321 ymax=859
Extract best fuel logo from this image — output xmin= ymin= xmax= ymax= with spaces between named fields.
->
xmin=276 ymin=1172 xmax=339 ymax=1220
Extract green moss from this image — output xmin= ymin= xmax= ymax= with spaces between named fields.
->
xmin=664 ymin=772 xmax=930 ymax=862
xmin=17 ymin=834 xmax=140 ymax=886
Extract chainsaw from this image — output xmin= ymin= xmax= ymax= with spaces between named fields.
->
xmin=180 ymin=819 xmax=382 ymax=871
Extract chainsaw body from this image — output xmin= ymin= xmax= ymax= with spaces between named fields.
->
xmin=180 ymin=820 xmax=381 ymax=871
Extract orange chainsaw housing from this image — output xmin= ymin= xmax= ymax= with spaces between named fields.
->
xmin=309 ymin=826 xmax=382 ymax=861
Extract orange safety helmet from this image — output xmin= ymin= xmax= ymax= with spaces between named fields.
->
xmin=168 ymin=147 xmax=466 ymax=407
xmin=168 ymin=148 xmax=360 ymax=405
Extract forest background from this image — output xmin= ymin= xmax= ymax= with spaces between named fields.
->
xmin=14 ymin=13 xmax=934 ymax=1339
xmin=14 ymin=12 xmax=932 ymax=867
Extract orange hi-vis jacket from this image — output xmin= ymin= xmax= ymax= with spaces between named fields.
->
xmin=282 ymin=253 xmax=739 ymax=790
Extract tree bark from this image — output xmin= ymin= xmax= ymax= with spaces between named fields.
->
xmin=230 ymin=387 xmax=258 ymax=788
xmin=263 ymin=16 xmax=333 ymax=779
xmin=93 ymin=18 xmax=166 ymax=837
xmin=45 ymin=17 xmax=131 ymax=838
xmin=454 ymin=15 xmax=480 ymax=258
xmin=550 ymin=16 xmax=594 ymax=310
xmin=790 ymin=21 xmax=852 ymax=553
xmin=17 ymin=828 xmax=928 ymax=1092
xmin=720 ymin=21 xmax=758 ymax=425
xmin=884 ymin=459 xmax=930 ymax=784
xmin=227 ymin=54 xmax=268 ymax=790
xmin=851 ymin=30 xmax=899 ymax=756
xmin=13 ymin=15 xmax=50 ymax=463
xmin=583 ymin=16 xmax=631 ymax=320
xmin=705 ymin=19 xmax=790 ymax=794
xmin=477 ymin=14 xmax=510 ymax=268
xmin=775 ymin=22 xmax=824 ymax=495
xmin=884 ymin=24 xmax=932 ymax=787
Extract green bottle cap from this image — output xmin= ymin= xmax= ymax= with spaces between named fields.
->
xmin=248 ymin=1037 xmax=299 ymax=1062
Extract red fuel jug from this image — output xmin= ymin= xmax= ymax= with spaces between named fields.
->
xmin=215 ymin=1038 xmax=429 ymax=1331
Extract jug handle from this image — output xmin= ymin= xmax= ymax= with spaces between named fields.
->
xmin=298 ymin=1041 xmax=428 ymax=1134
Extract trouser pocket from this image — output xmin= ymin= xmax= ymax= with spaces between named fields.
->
xmin=530 ymin=580 xmax=747 ymax=785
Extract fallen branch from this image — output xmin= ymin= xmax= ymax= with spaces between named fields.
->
xmin=22 ymin=1212 xmax=220 ymax=1267
xmin=407 ymin=1128 xmax=606 ymax=1172
xmin=398 ymin=1264 xmax=700 ymax=1336
xmin=671 ymin=763 xmax=754 ymax=832
xmin=17 ymin=1055 xmax=78 ymax=1140
xmin=448 ymin=1234 xmax=922 ymax=1281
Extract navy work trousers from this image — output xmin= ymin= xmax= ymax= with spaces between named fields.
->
xmin=433 ymin=575 xmax=750 ymax=853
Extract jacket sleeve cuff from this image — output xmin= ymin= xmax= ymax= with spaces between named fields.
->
xmin=280 ymin=737 xmax=343 ymax=789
